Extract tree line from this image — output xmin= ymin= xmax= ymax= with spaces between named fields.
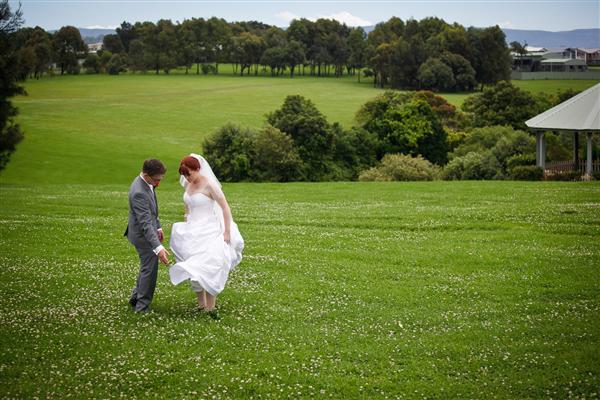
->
xmin=11 ymin=16 xmax=511 ymax=91
xmin=202 ymin=82 xmax=596 ymax=183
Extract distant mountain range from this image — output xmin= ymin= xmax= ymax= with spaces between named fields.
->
xmin=502 ymin=28 xmax=599 ymax=49
xmin=77 ymin=27 xmax=600 ymax=50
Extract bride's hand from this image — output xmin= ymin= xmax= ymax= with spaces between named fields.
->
xmin=223 ymin=231 xmax=230 ymax=244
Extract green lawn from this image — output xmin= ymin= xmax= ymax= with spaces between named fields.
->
xmin=512 ymin=79 xmax=599 ymax=94
xmin=5 ymin=73 xmax=381 ymax=185
xmin=1 ymin=181 xmax=599 ymax=398
xmin=1 ymin=74 xmax=599 ymax=398
xmin=3 ymin=73 xmax=597 ymax=185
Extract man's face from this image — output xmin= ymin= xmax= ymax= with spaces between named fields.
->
xmin=146 ymin=174 xmax=164 ymax=187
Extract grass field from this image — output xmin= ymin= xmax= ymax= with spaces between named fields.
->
xmin=1 ymin=74 xmax=599 ymax=398
xmin=1 ymin=181 xmax=599 ymax=398
xmin=3 ymin=73 xmax=598 ymax=185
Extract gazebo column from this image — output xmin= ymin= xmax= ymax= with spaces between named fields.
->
xmin=586 ymin=132 xmax=593 ymax=177
xmin=536 ymin=131 xmax=546 ymax=169
xmin=573 ymin=132 xmax=579 ymax=171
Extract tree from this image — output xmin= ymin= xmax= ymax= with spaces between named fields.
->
xmin=439 ymin=52 xmax=476 ymax=91
xmin=347 ymin=27 xmax=367 ymax=81
xmin=116 ymin=21 xmax=137 ymax=53
xmin=206 ymin=17 xmax=232 ymax=74
xmin=440 ymin=24 xmax=472 ymax=60
xmin=127 ymin=39 xmax=146 ymax=72
xmin=443 ymin=125 xmax=535 ymax=180
xmin=83 ymin=53 xmax=100 ymax=73
xmin=370 ymin=42 xmax=393 ymax=88
xmin=356 ymin=91 xmax=448 ymax=164
xmin=107 ymin=53 xmax=127 ymax=75
xmin=139 ymin=20 xmax=178 ymax=74
xmin=26 ymin=27 xmax=53 ymax=78
xmin=287 ymin=18 xmax=314 ymax=75
xmin=331 ymin=125 xmax=379 ymax=180
xmin=232 ymin=32 xmax=264 ymax=76
xmin=285 ymin=40 xmax=305 ymax=78
xmin=468 ymin=26 xmax=511 ymax=88
xmin=462 ymin=81 xmax=540 ymax=130
xmin=326 ymin=31 xmax=349 ymax=77
xmin=102 ymin=34 xmax=124 ymax=54
xmin=267 ymin=95 xmax=335 ymax=180
xmin=176 ymin=23 xmax=196 ymax=74
xmin=367 ymin=17 xmax=404 ymax=48
xmin=202 ymin=123 xmax=256 ymax=182
xmin=418 ymin=57 xmax=455 ymax=91
xmin=260 ymin=46 xmax=286 ymax=76
xmin=0 ymin=0 xmax=25 ymax=170
xmin=98 ymin=50 xmax=112 ymax=73
xmin=16 ymin=45 xmax=35 ymax=79
xmin=509 ymin=41 xmax=527 ymax=71
xmin=253 ymin=125 xmax=304 ymax=181
xmin=53 ymin=25 xmax=87 ymax=75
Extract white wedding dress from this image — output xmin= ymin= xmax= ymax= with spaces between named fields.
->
xmin=168 ymin=165 xmax=244 ymax=296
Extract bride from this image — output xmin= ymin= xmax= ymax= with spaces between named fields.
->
xmin=169 ymin=154 xmax=244 ymax=315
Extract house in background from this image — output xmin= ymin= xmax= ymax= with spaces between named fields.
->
xmin=511 ymin=46 xmax=588 ymax=74
xmin=87 ymin=42 xmax=103 ymax=54
xmin=563 ymin=48 xmax=600 ymax=65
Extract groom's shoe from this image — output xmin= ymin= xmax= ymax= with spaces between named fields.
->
xmin=129 ymin=297 xmax=137 ymax=308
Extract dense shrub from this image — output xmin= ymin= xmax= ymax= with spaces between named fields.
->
xmin=544 ymin=171 xmax=582 ymax=181
xmin=330 ymin=125 xmax=379 ymax=180
xmin=593 ymin=171 xmax=600 ymax=180
xmin=356 ymin=91 xmax=448 ymax=164
xmin=267 ymin=95 xmax=335 ymax=181
xmin=448 ymin=126 xmax=535 ymax=179
xmin=506 ymin=153 xmax=536 ymax=171
xmin=202 ymin=123 xmax=256 ymax=182
xmin=83 ymin=54 xmax=100 ymax=74
xmin=359 ymin=154 xmax=438 ymax=181
xmin=509 ymin=165 xmax=544 ymax=181
xmin=252 ymin=125 xmax=303 ymax=182
xmin=462 ymin=81 xmax=542 ymax=130
xmin=201 ymin=64 xmax=216 ymax=74
xmin=418 ymin=58 xmax=455 ymax=92
xmin=107 ymin=54 xmax=127 ymax=75
xmin=442 ymin=150 xmax=500 ymax=180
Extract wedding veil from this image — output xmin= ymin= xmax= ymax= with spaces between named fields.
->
xmin=179 ymin=153 xmax=221 ymax=189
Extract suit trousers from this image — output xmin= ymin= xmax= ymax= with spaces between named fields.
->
xmin=130 ymin=245 xmax=159 ymax=312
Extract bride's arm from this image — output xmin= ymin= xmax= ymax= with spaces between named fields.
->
xmin=216 ymin=197 xmax=232 ymax=243
xmin=210 ymin=183 xmax=232 ymax=243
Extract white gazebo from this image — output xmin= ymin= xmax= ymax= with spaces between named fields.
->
xmin=526 ymin=83 xmax=600 ymax=178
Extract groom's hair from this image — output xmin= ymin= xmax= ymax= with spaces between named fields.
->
xmin=143 ymin=159 xmax=166 ymax=176
xmin=179 ymin=156 xmax=200 ymax=176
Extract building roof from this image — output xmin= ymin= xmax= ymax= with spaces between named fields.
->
xmin=578 ymin=48 xmax=600 ymax=54
xmin=525 ymin=46 xmax=547 ymax=53
xmin=540 ymin=58 xmax=587 ymax=65
xmin=526 ymin=83 xmax=600 ymax=132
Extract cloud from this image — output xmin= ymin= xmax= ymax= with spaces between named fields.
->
xmin=275 ymin=10 xmax=372 ymax=27
xmin=83 ymin=25 xmax=118 ymax=30
xmin=275 ymin=11 xmax=301 ymax=23
xmin=315 ymin=11 xmax=372 ymax=27
xmin=497 ymin=21 xmax=514 ymax=28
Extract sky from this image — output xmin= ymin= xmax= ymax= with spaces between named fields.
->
xmin=11 ymin=0 xmax=600 ymax=32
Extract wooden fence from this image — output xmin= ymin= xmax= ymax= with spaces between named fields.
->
xmin=545 ymin=160 xmax=600 ymax=173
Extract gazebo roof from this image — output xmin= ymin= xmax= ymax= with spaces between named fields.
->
xmin=526 ymin=83 xmax=600 ymax=132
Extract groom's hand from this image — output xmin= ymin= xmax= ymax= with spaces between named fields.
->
xmin=157 ymin=229 xmax=164 ymax=242
xmin=158 ymin=248 xmax=170 ymax=265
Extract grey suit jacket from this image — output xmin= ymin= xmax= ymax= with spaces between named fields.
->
xmin=124 ymin=176 xmax=162 ymax=250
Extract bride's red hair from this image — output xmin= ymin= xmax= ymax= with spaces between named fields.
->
xmin=179 ymin=156 xmax=200 ymax=176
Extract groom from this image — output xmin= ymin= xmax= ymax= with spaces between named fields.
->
xmin=125 ymin=159 xmax=171 ymax=313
